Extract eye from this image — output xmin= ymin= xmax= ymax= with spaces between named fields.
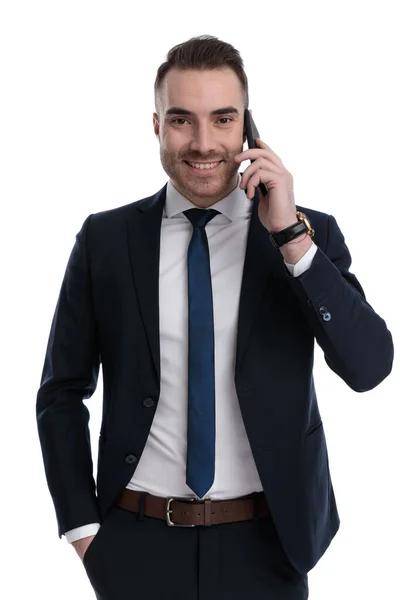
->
xmin=170 ymin=117 xmax=234 ymax=125
xmin=171 ymin=118 xmax=189 ymax=125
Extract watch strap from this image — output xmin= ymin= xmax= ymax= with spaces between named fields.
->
xmin=269 ymin=212 xmax=314 ymax=249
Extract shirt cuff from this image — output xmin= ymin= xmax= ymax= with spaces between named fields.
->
xmin=284 ymin=240 xmax=318 ymax=277
xmin=64 ymin=523 xmax=101 ymax=543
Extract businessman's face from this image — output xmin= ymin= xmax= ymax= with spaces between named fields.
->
xmin=153 ymin=67 xmax=245 ymax=208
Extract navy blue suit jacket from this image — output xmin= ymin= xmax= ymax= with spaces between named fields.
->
xmin=36 ymin=181 xmax=394 ymax=574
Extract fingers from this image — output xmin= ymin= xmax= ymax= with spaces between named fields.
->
xmin=235 ymin=139 xmax=283 ymax=168
xmin=239 ymin=157 xmax=281 ymax=194
xmin=241 ymin=169 xmax=267 ymax=200
xmin=248 ymin=172 xmax=269 ymax=199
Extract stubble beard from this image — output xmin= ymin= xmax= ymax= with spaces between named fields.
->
xmin=160 ymin=147 xmax=242 ymax=204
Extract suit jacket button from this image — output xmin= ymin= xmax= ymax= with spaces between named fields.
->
xmin=125 ymin=454 xmax=138 ymax=464
xmin=143 ymin=397 xmax=155 ymax=408
xmin=323 ymin=312 xmax=332 ymax=321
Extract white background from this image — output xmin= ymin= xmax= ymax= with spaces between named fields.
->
xmin=1 ymin=1 xmax=399 ymax=598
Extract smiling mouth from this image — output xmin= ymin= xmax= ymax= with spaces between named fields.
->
xmin=184 ymin=160 xmax=223 ymax=172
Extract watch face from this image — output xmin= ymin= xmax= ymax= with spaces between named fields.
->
xmin=297 ymin=212 xmax=313 ymax=234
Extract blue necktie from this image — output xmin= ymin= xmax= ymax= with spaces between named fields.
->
xmin=184 ymin=208 xmax=220 ymax=499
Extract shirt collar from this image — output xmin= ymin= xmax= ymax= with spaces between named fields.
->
xmin=164 ymin=173 xmax=253 ymax=222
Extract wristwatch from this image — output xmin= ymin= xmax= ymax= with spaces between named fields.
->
xmin=269 ymin=211 xmax=315 ymax=249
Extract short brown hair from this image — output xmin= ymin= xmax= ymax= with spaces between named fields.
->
xmin=154 ymin=35 xmax=249 ymax=114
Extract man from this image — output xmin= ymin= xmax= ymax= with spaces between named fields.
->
xmin=36 ymin=35 xmax=394 ymax=599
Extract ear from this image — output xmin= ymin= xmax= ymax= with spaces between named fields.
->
xmin=153 ymin=112 xmax=160 ymax=137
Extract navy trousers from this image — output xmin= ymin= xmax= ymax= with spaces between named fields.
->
xmin=82 ymin=494 xmax=309 ymax=599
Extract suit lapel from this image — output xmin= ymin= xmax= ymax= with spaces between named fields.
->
xmin=235 ymin=187 xmax=284 ymax=372
xmin=127 ymin=185 xmax=167 ymax=383
xmin=127 ymin=182 xmax=284 ymax=385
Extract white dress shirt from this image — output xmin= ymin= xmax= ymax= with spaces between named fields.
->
xmin=65 ymin=175 xmax=318 ymax=542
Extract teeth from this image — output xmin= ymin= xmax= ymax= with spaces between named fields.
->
xmin=188 ymin=161 xmax=220 ymax=170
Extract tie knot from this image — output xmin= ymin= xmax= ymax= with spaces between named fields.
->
xmin=184 ymin=208 xmax=220 ymax=229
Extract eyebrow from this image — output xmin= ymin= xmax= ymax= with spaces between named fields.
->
xmin=165 ymin=106 xmax=240 ymax=117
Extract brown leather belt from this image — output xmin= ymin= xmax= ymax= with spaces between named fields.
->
xmin=116 ymin=489 xmax=269 ymax=527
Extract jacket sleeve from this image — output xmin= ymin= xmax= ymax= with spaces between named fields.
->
xmin=36 ymin=214 xmax=101 ymax=538
xmin=285 ymin=214 xmax=394 ymax=392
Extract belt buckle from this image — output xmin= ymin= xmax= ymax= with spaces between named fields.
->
xmin=166 ymin=496 xmax=197 ymax=527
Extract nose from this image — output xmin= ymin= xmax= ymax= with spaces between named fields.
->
xmin=189 ymin=123 xmax=217 ymax=156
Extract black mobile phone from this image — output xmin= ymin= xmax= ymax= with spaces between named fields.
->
xmin=243 ymin=109 xmax=269 ymax=197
